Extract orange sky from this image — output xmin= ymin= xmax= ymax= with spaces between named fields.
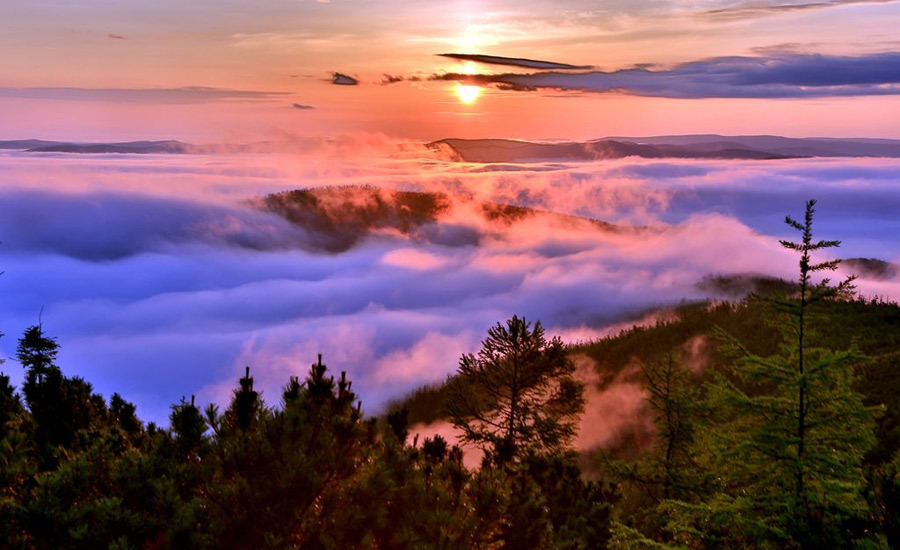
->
xmin=1 ymin=0 xmax=900 ymax=141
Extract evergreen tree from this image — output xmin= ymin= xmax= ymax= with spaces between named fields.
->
xmin=638 ymin=356 xmax=703 ymax=503
xmin=17 ymin=324 xmax=106 ymax=468
xmin=109 ymin=393 xmax=141 ymax=436
xmin=226 ymin=366 xmax=260 ymax=432
xmin=669 ymin=200 xmax=880 ymax=548
xmin=386 ymin=407 xmax=410 ymax=445
xmin=170 ymin=395 xmax=206 ymax=459
xmin=607 ymin=356 xmax=706 ymax=542
xmin=17 ymin=324 xmax=58 ymax=386
xmin=447 ymin=315 xmax=584 ymax=463
xmin=199 ymin=355 xmax=376 ymax=549
xmin=511 ymin=452 xmax=618 ymax=550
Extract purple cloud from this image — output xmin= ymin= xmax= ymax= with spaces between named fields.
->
xmin=702 ymin=0 xmax=900 ymax=20
xmin=1 ymin=148 xmax=898 ymax=426
xmin=430 ymin=52 xmax=900 ymax=98
xmin=437 ymin=53 xmax=592 ymax=70
xmin=332 ymin=73 xmax=359 ymax=85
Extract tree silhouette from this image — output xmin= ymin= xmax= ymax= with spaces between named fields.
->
xmin=17 ymin=324 xmax=58 ymax=386
xmin=226 ymin=366 xmax=260 ymax=432
xmin=447 ymin=315 xmax=584 ymax=463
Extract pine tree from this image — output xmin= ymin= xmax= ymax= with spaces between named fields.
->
xmin=17 ymin=324 xmax=58 ymax=389
xmin=607 ymin=356 xmax=706 ymax=543
xmin=446 ymin=315 xmax=584 ymax=463
xmin=17 ymin=325 xmax=76 ymax=467
xmin=673 ymin=200 xmax=880 ymax=548
xmin=226 ymin=366 xmax=260 ymax=432
xmin=109 ymin=393 xmax=141 ymax=436
xmin=170 ymin=395 xmax=206 ymax=459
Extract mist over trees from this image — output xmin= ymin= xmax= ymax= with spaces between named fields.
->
xmin=1 ymin=200 xmax=899 ymax=548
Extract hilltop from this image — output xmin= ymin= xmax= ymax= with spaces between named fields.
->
xmin=389 ymin=291 xmax=900 ymax=464
xmin=257 ymin=185 xmax=622 ymax=252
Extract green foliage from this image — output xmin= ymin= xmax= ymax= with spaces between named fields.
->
xmin=605 ymin=356 xmax=707 ymax=540
xmin=1 ymin=198 xmax=898 ymax=547
xmin=868 ymin=450 xmax=900 ymax=548
xmin=609 ymin=522 xmax=683 ymax=550
xmin=636 ymin=356 xmax=703 ymax=503
xmin=199 ymin=356 xmax=376 ymax=549
xmin=0 ymin=318 xmax=621 ymax=549
xmin=169 ymin=395 xmax=206 ymax=459
xmin=109 ymin=393 xmax=141 ymax=436
xmin=447 ymin=315 xmax=585 ymax=463
xmin=0 ymin=372 xmax=23 ymax=439
xmin=663 ymin=200 xmax=881 ymax=549
xmin=386 ymin=407 xmax=410 ymax=444
xmin=17 ymin=324 xmax=110 ymax=470
xmin=225 ymin=366 xmax=259 ymax=432
xmin=513 ymin=452 xmax=618 ymax=550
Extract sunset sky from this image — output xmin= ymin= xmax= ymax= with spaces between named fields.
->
xmin=2 ymin=1 xmax=900 ymax=425
xmin=2 ymin=0 xmax=900 ymax=141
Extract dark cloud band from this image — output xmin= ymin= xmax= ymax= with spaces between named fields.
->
xmin=430 ymin=52 xmax=900 ymax=99
xmin=703 ymin=0 xmax=900 ymax=20
xmin=437 ymin=53 xmax=592 ymax=70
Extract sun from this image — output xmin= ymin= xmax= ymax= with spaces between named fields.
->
xmin=455 ymin=84 xmax=481 ymax=104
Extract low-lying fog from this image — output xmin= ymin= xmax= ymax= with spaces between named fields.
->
xmin=1 ymin=139 xmax=898 ymax=424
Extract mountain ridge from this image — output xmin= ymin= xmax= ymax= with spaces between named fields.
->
xmin=4 ymin=134 xmax=900 ymax=159
xmin=429 ymin=135 xmax=900 ymax=162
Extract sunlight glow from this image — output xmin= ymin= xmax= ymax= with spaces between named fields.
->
xmin=455 ymin=84 xmax=482 ymax=104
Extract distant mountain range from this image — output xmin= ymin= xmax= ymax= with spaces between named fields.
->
xmin=427 ymin=135 xmax=900 ymax=162
xmin=0 ymin=140 xmax=298 ymax=154
xmin=3 ymin=135 xmax=900 ymax=160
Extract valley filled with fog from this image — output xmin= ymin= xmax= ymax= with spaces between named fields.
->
xmin=1 ymin=141 xmax=898 ymax=423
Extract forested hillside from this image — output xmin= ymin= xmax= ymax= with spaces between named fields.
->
xmin=1 ymin=200 xmax=899 ymax=549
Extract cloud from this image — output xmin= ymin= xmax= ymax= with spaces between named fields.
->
xmin=573 ymin=355 xmax=652 ymax=451
xmin=437 ymin=53 xmax=592 ymax=70
xmin=702 ymin=0 xmax=900 ymax=20
xmin=0 ymin=189 xmax=316 ymax=261
xmin=332 ymin=72 xmax=359 ymax=85
xmin=107 ymin=33 xmax=127 ymax=40
xmin=370 ymin=331 xmax=478 ymax=384
xmin=0 ymin=86 xmax=289 ymax=104
xmin=428 ymin=52 xmax=900 ymax=98
xmin=292 ymin=103 xmax=315 ymax=110
xmin=1 ymin=147 xmax=898 ymax=426
xmin=380 ymin=248 xmax=452 ymax=271
xmin=748 ymin=42 xmax=822 ymax=55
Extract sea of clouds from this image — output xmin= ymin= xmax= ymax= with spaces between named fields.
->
xmin=1 ymin=140 xmax=898 ymax=436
